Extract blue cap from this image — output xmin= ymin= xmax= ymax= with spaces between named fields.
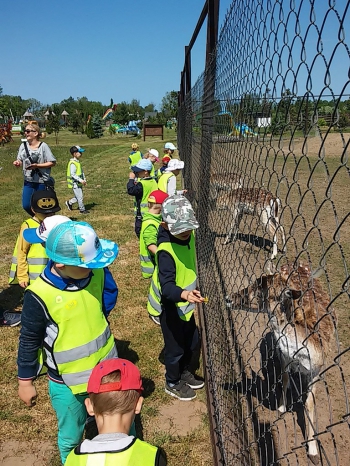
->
xmin=131 ymin=158 xmax=153 ymax=173
xmin=45 ymin=221 xmax=118 ymax=268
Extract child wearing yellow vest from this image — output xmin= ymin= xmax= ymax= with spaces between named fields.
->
xmin=5 ymin=190 xmax=63 ymax=327
xmin=147 ymin=195 xmax=205 ymax=401
xmin=17 ymin=221 xmax=119 ymax=464
xmin=65 ymin=358 xmax=167 ymax=466
xmin=66 ymin=146 xmax=89 ymax=214
xmin=157 ymin=159 xmax=187 ymax=196
xmin=127 ymin=159 xmax=158 ymax=238
xmin=128 ymin=142 xmax=143 ymax=169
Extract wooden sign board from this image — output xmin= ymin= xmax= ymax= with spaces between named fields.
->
xmin=143 ymin=124 xmax=163 ymax=141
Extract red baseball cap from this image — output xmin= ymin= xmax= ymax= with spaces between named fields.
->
xmin=148 ymin=190 xmax=169 ymax=204
xmin=87 ymin=358 xmax=143 ymax=394
xmin=162 ymin=155 xmax=171 ymax=162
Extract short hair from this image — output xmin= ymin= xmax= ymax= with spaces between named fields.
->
xmin=89 ymin=369 xmax=140 ymax=416
xmin=131 ymin=143 xmax=139 ymax=150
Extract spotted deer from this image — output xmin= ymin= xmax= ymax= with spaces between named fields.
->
xmin=209 ymin=172 xmax=243 ymax=203
xmin=231 ymin=263 xmax=336 ymax=464
xmin=218 ymin=187 xmax=286 ymax=259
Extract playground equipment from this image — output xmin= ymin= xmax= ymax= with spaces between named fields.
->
xmin=102 ymin=104 xmax=118 ymax=120
xmin=218 ymin=111 xmax=257 ymax=137
xmin=116 ymin=120 xmax=141 ymax=135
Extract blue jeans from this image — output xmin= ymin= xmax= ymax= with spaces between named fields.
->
xmin=49 ymin=380 xmax=88 ymax=464
xmin=22 ymin=181 xmax=46 ymax=216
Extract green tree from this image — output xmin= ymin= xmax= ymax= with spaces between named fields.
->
xmin=160 ymin=91 xmax=178 ymax=118
xmin=86 ymin=117 xmax=94 ymax=138
xmin=70 ymin=111 xmax=84 ymax=134
xmin=113 ymin=102 xmax=129 ymax=124
xmin=46 ymin=109 xmax=60 ymax=144
xmin=91 ymin=113 xmax=104 ymax=138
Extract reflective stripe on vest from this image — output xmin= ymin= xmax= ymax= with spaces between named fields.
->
xmin=129 ymin=151 xmax=142 ymax=168
xmin=139 ymin=216 xmax=160 ymax=278
xmin=9 ymin=218 xmax=48 ymax=284
xmin=147 ymin=233 xmax=197 ymax=321
xmin=27 ymin=271 xmax=117 ymax=394
xmin=157 ymin=172 xmax=173 ymax=193
xmin=134 ymin=178 xmax=158 ymax=216
xmin=67 ymin=159 xmax=83 ymax=188
xmin=65 ymin=438 xmax=158 ymax=466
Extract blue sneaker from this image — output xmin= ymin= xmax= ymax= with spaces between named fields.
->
xmin=1 ymin=311 xmax=21 ymax=327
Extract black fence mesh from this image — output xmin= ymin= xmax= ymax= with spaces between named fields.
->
xmin=178 ymin=1 xmax=349 ymax=465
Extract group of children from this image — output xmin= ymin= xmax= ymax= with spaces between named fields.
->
xmin=2 ymin=139 xmax=206 ymax=465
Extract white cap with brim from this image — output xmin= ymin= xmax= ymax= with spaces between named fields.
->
xmin=45 ymin=221 xmax=119 ymax=269
xmin=23 ymin=215 xmax=71 ymax=244
xmin=165 ymin=159 xmax=184 ymax=172
xmin=164 ymin=142 xmax=177 ymax=150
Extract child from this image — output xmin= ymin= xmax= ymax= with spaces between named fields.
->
xmin=128 ymin=142 xmax=142 ymax=169
xmin=127 ymin=159 xmax=158 ymax=238
xmin=157 ymin=159 xmax=187 ymax=196
xmin=160 ymin=155 xmax=171 ymax=175
xmin=65 ymin=358 xmax=167 ymax=465
xmin=66 ymin=146 xmax=89 ymax=214
xmin=17 ymin=221 xmax=119 ymax=464
xmin=5 ymin=190 xmax=63 ymax=327
xmin=144 ymin=148 xmax=160 ymax=179
xmin=147 ymin=195 xmax=205 ymax=400
xmin=163 ymin=142 xmax=177 ymax=159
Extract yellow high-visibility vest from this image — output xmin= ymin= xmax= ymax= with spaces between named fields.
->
xmin=157 ymin=172 xmax=174 ymax=193
xmin=67 ymin=159 xmax=84 ymax=188
xmin=147 ymin=232 xmax=197 ymax=321
xmin=27 ymin=270 xmax=118 ymax=394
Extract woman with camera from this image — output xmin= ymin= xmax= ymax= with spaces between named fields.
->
xmin=13 ymin=123 xmax=57 ymax=216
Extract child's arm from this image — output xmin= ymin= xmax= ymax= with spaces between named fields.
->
xmin=127 ymin=178 xmax=143 ymax=196
xmin=16 ymin=223 xmax=32 ymax=288
xmin=70 ymin=162 xmax=86 ymax=185
xmin=102 ymin=268 xmax=118 ymax=317
xmin=18 ymin=291 xmax=48 ymax=406
xmin=144 ymin=224 xmax=158 ymax=256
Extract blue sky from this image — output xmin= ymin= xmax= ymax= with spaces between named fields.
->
xmin=1 ymin=0 xmax=232 ymax=110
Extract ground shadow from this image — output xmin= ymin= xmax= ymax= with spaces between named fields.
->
xmin=0 ymin=286 xmax=24 ymax=316
xmin=115 ymin=339 xmax=139 ymax=364
xmin=214 ymin=232 xmax=275 ymax=255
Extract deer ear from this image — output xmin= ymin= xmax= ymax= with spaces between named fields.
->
xmin=290 ymin=289 xmax=302 ymax=300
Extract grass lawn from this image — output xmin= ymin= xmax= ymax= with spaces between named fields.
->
xmin=0 ymin=128 xmax=212 ymax=465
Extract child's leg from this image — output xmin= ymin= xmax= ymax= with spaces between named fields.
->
xmin=49 ymin=380 xmax=88 ymax=464
xmin=135 ymin=216 xmax=142 ymax=238
xmin=72 ymin=185 xmax=85 ymax=211
xmin=180 ymin=315 xmax=199 ymax=374
xmin=160 ymin=307 xmax=186 ymax=384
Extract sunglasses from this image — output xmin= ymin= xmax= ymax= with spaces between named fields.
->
xmin=24 ymin=129 xmax=36 ymax=133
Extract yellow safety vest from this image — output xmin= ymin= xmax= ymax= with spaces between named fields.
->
xmin=134 ymin=178 xmax=158 ymax=217
xmin=147 ymin=233 xmax=197 ymax=320
xmin=67 ymin=159 xmax=84 ymax=188
xmin=129 ymin=150 xmax=142 ymax=169
xmin=139 ymin=213 xmax=161 ymax=278
xmin=157 ymin=172 xmax=173 ymax=193
xmin=65 ymin=438 xmax=159 ymax=466
xmin=9 ymin=218 xmax=48 ymax=284
xmin=27 ymin=270 xmax=118 ymax=394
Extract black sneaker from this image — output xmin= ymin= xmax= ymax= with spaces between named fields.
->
xmin=80 ymin=210 xmax=90 ymax=215
xmin=65 ymin=200 xmax=73 ymax=211
xmin=165 ymin=380 xmax=196 ymax=401
xmin=1 ymin=311 xmax=21 ymax=327
xmin=149 ymin=314 xmax=161 ymax=325
xmin=181 ymin=370 xmax=204 ymax=389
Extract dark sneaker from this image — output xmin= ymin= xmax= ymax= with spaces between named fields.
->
xmin=1 ymin=311 xmax=21 ymax=327
xmin=65 ymin=200 xmax=73 ymax=211
xmin=80 ymin=210 xmax=89 ymax=215
xmin=165 ymin=380 xmax=196 ymax=401
xmin=149 ymin=314 xmax=161 ymax=325
xmin=181 ymin=370 xmax=204 ymax=389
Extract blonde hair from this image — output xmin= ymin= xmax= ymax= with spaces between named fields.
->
xmin=89 ymin=370 xmax=140 ymax=416
xmin=131 ymin=143 xmax=139 ymax=150
xmin=25 ymin=123 xmax=46 ymax=139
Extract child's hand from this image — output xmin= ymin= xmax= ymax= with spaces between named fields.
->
xmin=19 ymin=281 xmax=28 ymax=289
xmin=18 ymin=380 xmax=37 ymax=407
xmin=129 ymin=172 xmax=136 ymax=180
xmin=82 ymin=180 xmax=87 ymax=186
xmin=183 ymin=189 xmax=188 ymax=194
xmin=182 ymin=289 xmax=205 ymax=303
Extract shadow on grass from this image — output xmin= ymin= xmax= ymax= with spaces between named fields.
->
xmin=0 ymin=285 xmax=24 ymax=316
xmin=115 ymin=339 xmax=139 ymax=363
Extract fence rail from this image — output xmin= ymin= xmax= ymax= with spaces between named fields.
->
xmin=178 ymin=1 xmax=350 ymax=464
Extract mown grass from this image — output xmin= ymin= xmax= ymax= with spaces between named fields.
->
xmin=0 ymin=128 xmax=212 ymax=465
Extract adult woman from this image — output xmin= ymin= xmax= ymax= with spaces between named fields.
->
xmin=13 ymin=123 xmax=56 ymax=216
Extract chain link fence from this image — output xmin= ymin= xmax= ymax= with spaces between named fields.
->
xmin=178 ymin=1 xmax=349 ymax=464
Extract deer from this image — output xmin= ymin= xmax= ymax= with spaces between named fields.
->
xmin=218 ymin=187 xmax=286 ymax=259
xmin=230 ymin=263 xmax=337 ymax=465
xmin=209 ymin=172 xmax=243 ymax=204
